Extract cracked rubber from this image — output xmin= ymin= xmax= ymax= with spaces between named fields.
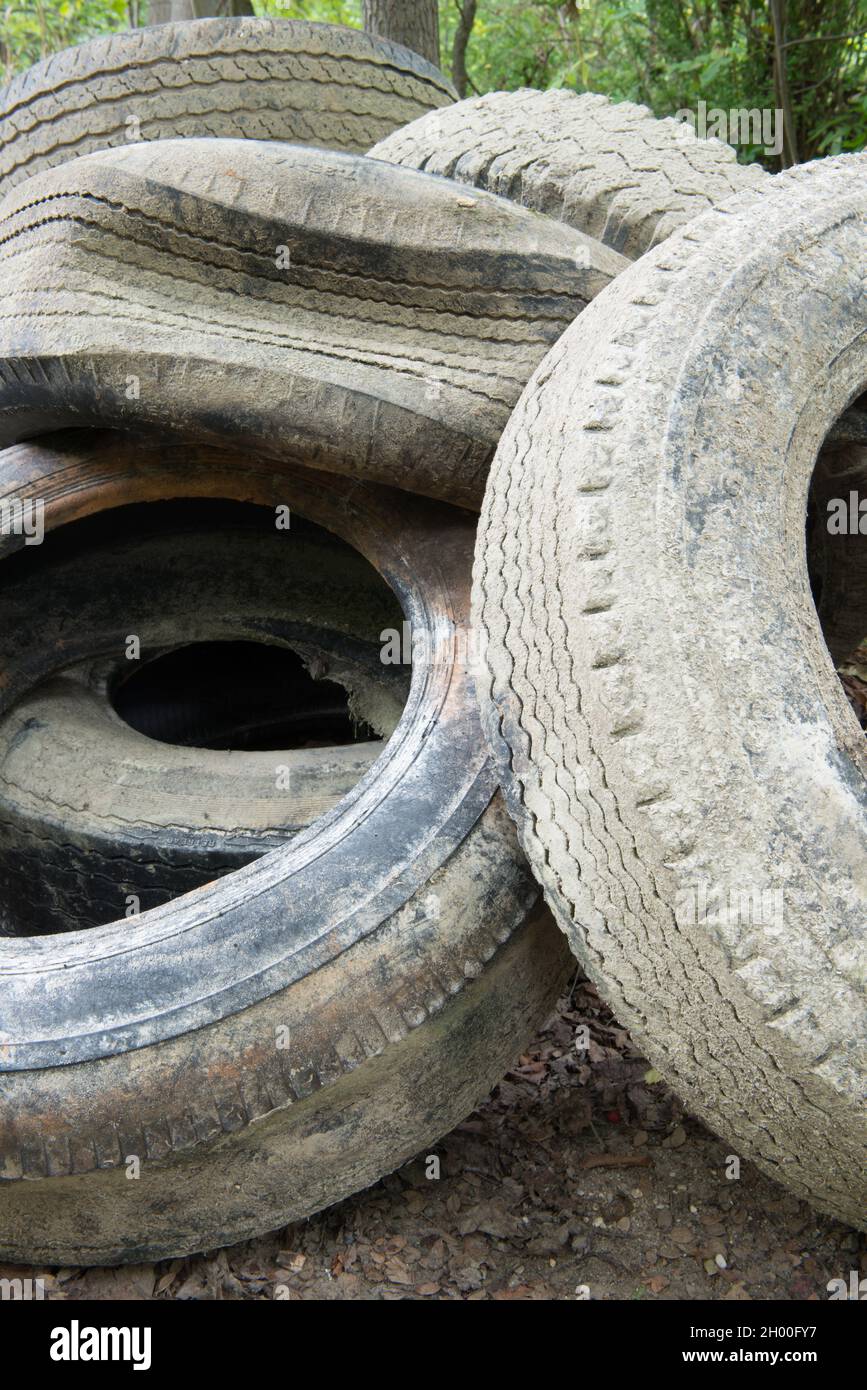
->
xmin=0 ymin=431 xmax=574 ymax=1263
xmin=371 ymin=87 xmax=769 ymax=259
xmin=0 ymin=514 xmax=407 ymax=935
xmin=0 ymin=16 xmax=456 ymax=198
xmin=473 ymin=155 xmax=867 ymax=1229
xmin=0 ymin=138 xmax=625 ymax=509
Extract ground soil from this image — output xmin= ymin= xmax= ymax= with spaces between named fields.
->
xmin=7 ymin=976 xmax=863 ymax=1301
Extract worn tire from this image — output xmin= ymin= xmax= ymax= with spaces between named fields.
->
xmin=0 ymin=431 xmax=573 ymax=1263
xmin=473 ymin=156 xmax=867 ymax=1228
xmin=0 ymin=140 xmax=625 ymax=509
xmin=0 ymin=16 xmax=456 ymax=199
xmin=0 ymin=513 xmax=407 ymax=934
xmin=371 ymin=88 xmax=769 ymax=259
xmin=0 ymin=671 xmax=386 ymax=936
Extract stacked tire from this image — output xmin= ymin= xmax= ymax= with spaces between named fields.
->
xmin=0 ymin=18 xmax=863 ymax=1265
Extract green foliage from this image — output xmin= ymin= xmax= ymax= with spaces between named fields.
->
xmin=780 ymin=1 xmax=867 ymax=159
xmin=1 ymin=0 xmax=128 ymax=80
xmin=441 ymin=0 xmax=866 ymax=166
xmin=1 ymin=0 xmax=863 ymax=165
xmin=252 ymin=0 xmax=361 ymax=26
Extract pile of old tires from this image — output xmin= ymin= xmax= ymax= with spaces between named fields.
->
xmin=0 ymin=18 xmax=862 ymax=1265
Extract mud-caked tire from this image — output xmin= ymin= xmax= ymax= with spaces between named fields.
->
xmin=0 ymin=431 xmax=574 ymax=1263
xmin=473 ymin=156 xmax=867 ymax=1229
xmin=371 ymin=87 xmax=769 ymax=258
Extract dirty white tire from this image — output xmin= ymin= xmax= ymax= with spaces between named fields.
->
xmin=0 ymin=139 xmax=623 ymax=509
xmin=0 ymin=16 xmax=456 ymax=198
xmin=371 ymin=88 xmax=769 ymax=258
xmin=473 ymin=155 xmax=867 ymax=1228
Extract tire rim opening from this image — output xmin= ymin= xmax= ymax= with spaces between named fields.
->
xmin=808 ymin=397 xmax=867 ymax=733
xmin=0 ymin=498 xmax=410 ymax=935
xmin=111 ymin=640 xmax=380 ymax=752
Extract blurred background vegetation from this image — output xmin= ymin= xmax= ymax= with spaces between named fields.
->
xmin=1 ymin=1 xmax=864 ymax=166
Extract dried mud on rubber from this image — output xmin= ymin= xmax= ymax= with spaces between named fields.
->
xmin=5 ymin=979 xmax=862 ymax=1302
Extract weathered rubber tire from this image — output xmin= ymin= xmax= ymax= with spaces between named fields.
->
xmin=0 ymin=670 xmax=387 ymax=936
xmin=0 ymin=140 xmax=625 ymax=509
xmin=0 ymin=16 xmax=456 ymax=199
xmin=0 ymin=515 xmax=407 ymax=934
xmin=473 ymin=155 xmax=867 ymax=1229
xmin=0 ymin=431 xmax=574 ymax=1264
xmin=371 ymin=88 xmax=769 ymax=259
xmin=0 ymin=902 xmax=567 ymax=1266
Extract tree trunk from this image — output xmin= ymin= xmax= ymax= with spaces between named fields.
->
xmin=770 ymin=0 xmax=800 ymax=167
xmin=451 ymin=0 xmax=476 ymax=97
xmin=148 ymin=0 xmax=254 ymax=22
xmin=362 ymin=0 xmax=440 ymax=66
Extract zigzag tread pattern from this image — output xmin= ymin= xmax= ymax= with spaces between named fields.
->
xmin=0 ymin=18 xmax=456 ymax=193
xmin=473 ymin=157 xmax=867 ymax=1226
xmin=371 ymin=88 xmax=770 ymax=258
